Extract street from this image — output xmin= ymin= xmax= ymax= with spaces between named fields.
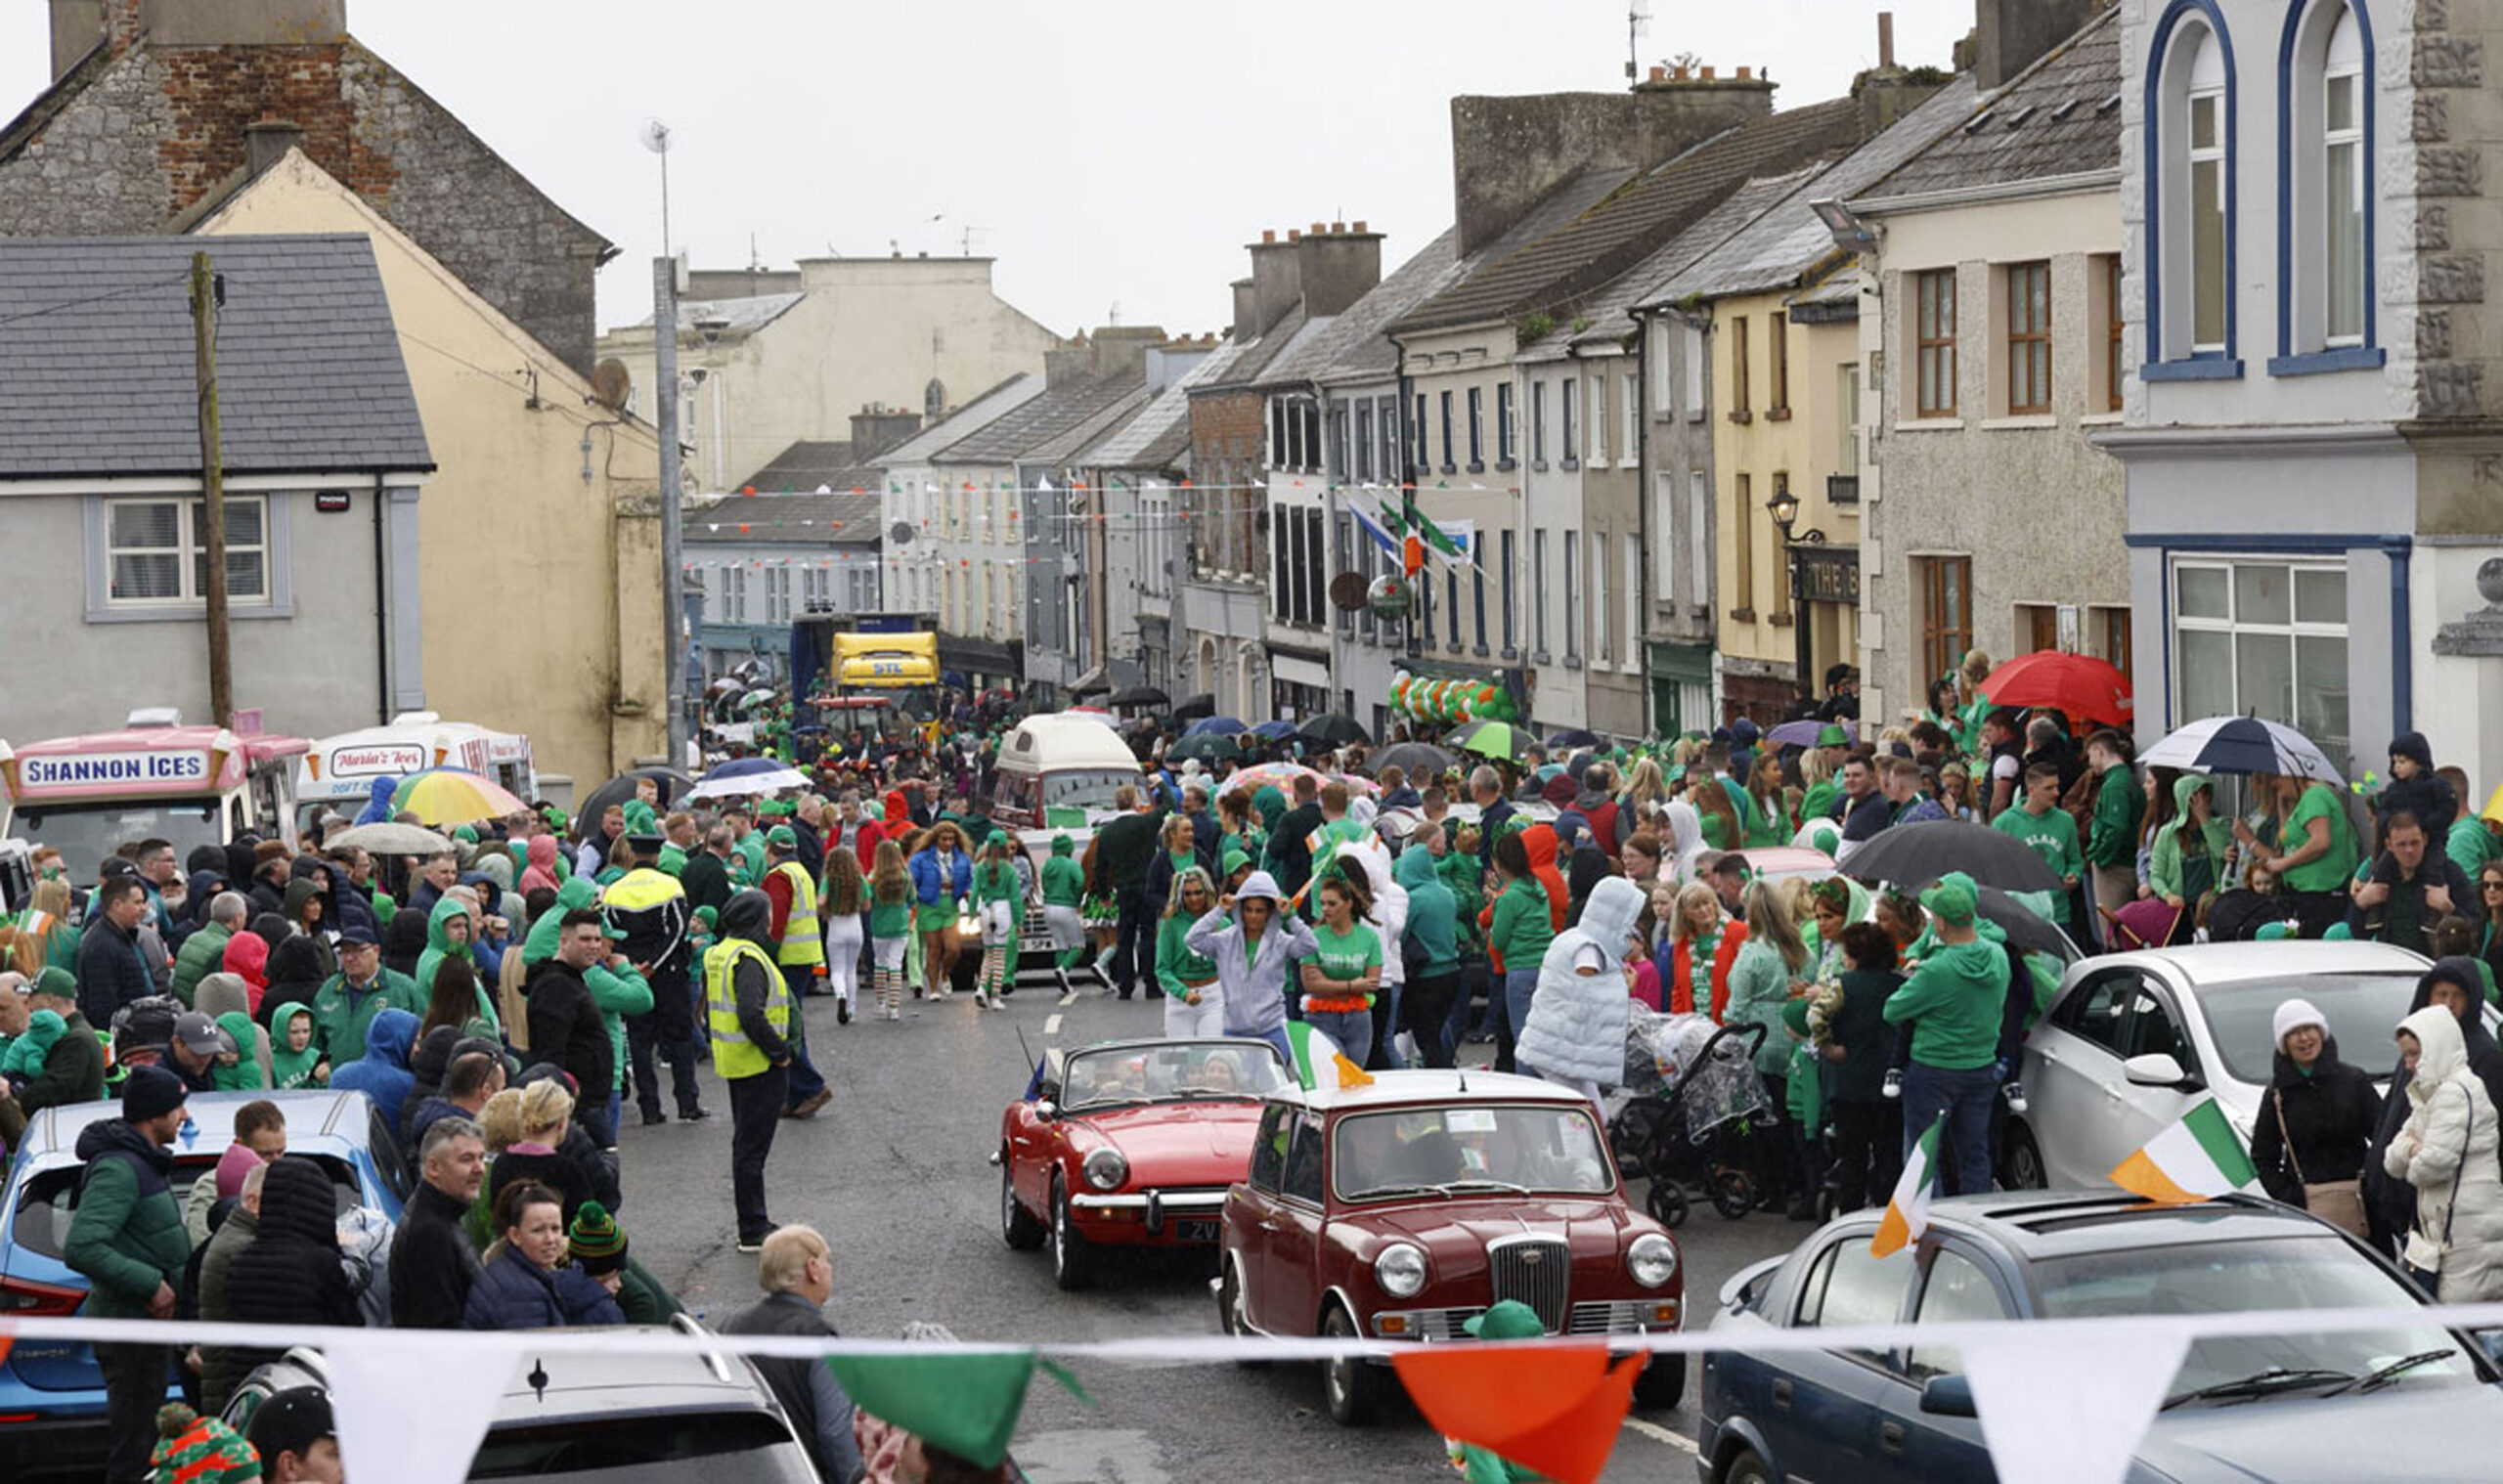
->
xmin=622 ymin=969 xmax=1803 ymax=1483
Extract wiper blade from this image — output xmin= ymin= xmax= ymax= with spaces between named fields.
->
xmin=1440 ymin=1179 xmax=1533 ymax=1196
xmin=1350 ymin=1184 xmax=1438 ymax=1200
xmin=2328 ymin=1349 xmax=2455 ymax=1396
xmin=2161 ymin=1368 xmax=2353 ymax=1411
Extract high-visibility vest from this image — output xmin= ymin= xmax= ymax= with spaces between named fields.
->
xmin=703 ymin=937 xmax=789 ymax=1079
xmin=771 ymin=860 xmax=824 ymax=969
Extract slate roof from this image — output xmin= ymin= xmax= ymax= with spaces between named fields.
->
xmin=936 ymin=363 xmax=1147 ymax=465
xmin=1858 ymin=8 xmax=2122 ymax=203
xmin=1082 ymin=338 xmax=1250 ymax=469
xmin=875 ymin=373 xmax=1043 ymax=466
xmin=1310 ymin=228 xmax=1467 ymax=383
xmin=1647 ymin=77 xmax=1982 ymax=305
xmin=1196 ymin=306 xmax=1311 ymax=393
xmin=1023 ymin=381 xmax=1153 ymax=466
xmin=685 ymin=489 xmax=882 ymax=547
xmin=1540 ymin=172 xmax=1808 ymax=355
xmin=1393 ymin=98 xmax=1868 ymax=334
xmin=739 ymin=439 xmax=883 ymax=496
xmin=630 ymin=290 xmax=805 ymax=336
xmin=0 ymin=234 xmax=432 ymax=480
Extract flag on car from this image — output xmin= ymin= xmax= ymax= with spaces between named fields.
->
xmin=1870 ymin=1113 xmax=1946 ymax=1257
xmin=1286 ymin=1021 xmax=1373 ymax=1092
xmin=2109 ymin=1097 xmax=2258 ymax=1203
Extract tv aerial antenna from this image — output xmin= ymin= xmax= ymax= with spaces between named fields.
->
xmin=1626 ymin=4 xmax=1653 ymax=80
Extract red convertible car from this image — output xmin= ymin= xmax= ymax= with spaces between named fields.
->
xmin=999 ymin=1036 xmax=1291 ymax=1289
xmin=1216 ymin=1069 xmax=1686 ymax=1424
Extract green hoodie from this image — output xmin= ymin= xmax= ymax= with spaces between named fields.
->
xmin=1882 ymin=937 xmax=2009 ymax=1070
xmin=2086 ymin=763 xmax=2144 ymax=868
xmin=1436 ymin=838 xmax=1484 ymax=951
xmin=267 ymin=1001 xmax=325 ymax=1089
xmin=1395 ymin=845 xmax=1460 ymax=980
xmin=524 ymin=876 xmax=600 ymax=966
xmin=1251 ymin=785 xmax=1287 ymax=836
xmin=973 ymin=835 xmax=1023 ymax=906
xmin=1488 ymin=876 xmax=1554 ymax=974
xmin=211 ymin=1011 xmax=263 ymax=1091
xmin=2147 ymin=773 xmax=2233 ymax=905
xmin=1155 ymin=903 xmax=1220 ymax=1000
xmin=1040 ymin=835 xmax=1085 ymax=906
xmin=413 ymin=895 xmax=477 ymax=1011
xmin=1991 ymin=802 xmax=2082 ymax=923
xmin=2448 ymin=813 xmax=2500 ymax=882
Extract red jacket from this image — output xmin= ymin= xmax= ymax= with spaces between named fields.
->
xmin=1520 ymin=825 xmax=1568 ymax=932
xmin=1669 ymin=920 xmax=1749 ymax=1022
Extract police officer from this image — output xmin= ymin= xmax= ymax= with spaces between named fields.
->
xmin=705 ymin=890 xmax=792 ymax=1253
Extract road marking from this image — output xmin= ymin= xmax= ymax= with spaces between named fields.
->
xmin=1626 ymin=1417 xmax=1698 ymax=1457
xmin=1045 ymin=1013 xmax=1063 ymax=1037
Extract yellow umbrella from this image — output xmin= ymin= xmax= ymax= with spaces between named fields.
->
xmin=390 ymin=767 xmax=527 ymax=826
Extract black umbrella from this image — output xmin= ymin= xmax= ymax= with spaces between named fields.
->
xmin=1295 ymin=713 xmax=1370 ymax=749
xmin=1839 ymin=820 xmax=2064 ymax=895
xmin=1107 ymin=684 xmax=1170 ymax=710
xmin=1975 ymin=884 xmax=2081 ymax=961
xmin=1370 ymin=741 xmax=1457 ymax=777
xmin=576 ymin=766 xmax=697 ymax=830
xmin=1547 ymin=728 xmax=1602 ymax=750
xmin=1171 ymin=692 xmax=1218 ymax=723
xmin=1071 ymin=676 xmax=1111 ymax=698
xmin=1167 ymin=732 xmax=1244 ymax=764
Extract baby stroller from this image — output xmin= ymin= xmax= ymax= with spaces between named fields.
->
xmin=1609 ymin=1012 xmax=1770 ymax=1228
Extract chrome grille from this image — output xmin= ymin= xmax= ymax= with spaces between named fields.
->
xmin=1486 ymin=1238 xmax=1569 ymax=1331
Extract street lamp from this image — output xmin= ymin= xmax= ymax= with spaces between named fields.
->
xmin=1764 ymin=478 xmax=1822 ymax=701
xmin=1764 ymin=484 xmax=1802 ymax=540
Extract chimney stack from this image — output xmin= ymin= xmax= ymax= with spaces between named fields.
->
xmin=1229 ymin=278 xmax=1257 ymax=338
xmin=1295 ymin=220 xmax=1385 ymax=318
xmin=1973 ymin=0 xmax=2101 ymax=91
xmin=1249 ymin=231 xmax=1303 ymax=333
xmin=244 ymin=118 xmax=303 ymax=177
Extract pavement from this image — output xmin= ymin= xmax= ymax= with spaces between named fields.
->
xmin=622 ymin=963 xmax=1810 ymax=1482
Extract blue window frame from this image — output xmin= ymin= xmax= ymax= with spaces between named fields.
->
xmin=2271 ymin=0 xmax=2382 ymax=376
xmin=2143 ymin=1 xmax=2244 ymax=381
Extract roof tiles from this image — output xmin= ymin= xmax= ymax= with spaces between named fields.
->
xmin=1859 ymin=9 xmax=2122 ymax=203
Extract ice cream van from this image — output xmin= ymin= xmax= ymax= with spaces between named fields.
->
xmin=0 ymin=710 xmax=311 ymax=879
xmin=294 ymin=713 xmax=536 ymax=832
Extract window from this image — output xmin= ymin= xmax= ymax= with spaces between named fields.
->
xmin=104 ymin=496 xmax=270 ymax=606
xmin=2093 ymin=603 xmax=2133 ymax=684
xmin=1588 ymin=372 xmax=1606 ymax=463
xmin=1496 ymin=381 xmax=1515 ymax=465
xmin=1249 ymin=1106 xmax=1289 ymax=1193
xmin=1794 ymin=1239 xmax=1912 ymax=1335
xmin=1687 ymin=471 xmax=1710 ymax=609
xmin=1500 ymin=528 xmax=1517 ymax=652
xmin=1472 ymin=561 xmax=1488 ymax=654
xmin=1908 ymin=1249 xmax=2011 ymax=1381
xmin=1593 ymin=533 xmax=1612 ymax=664
xmin=2102 ymin=254 xmax=2125 ymax=411
xmin=1562 ymin=529 xmax=1580 ymax=658
xmin=1531 ymin=380 xmax=1549 ymax=463
xmin=1730 ymin=317 xmax=1752 ymax=418
xmin=1621 ymin=371 xmax=1638 ymax=463
xmin=1768 ymin=312 xmax=1789 ymax=415
xmin=725 ymin=564 xmax=748 ymax=624
xmin=1467 ymin=386 xmax=1484 ymax=469
xmin=1379 ymin=396 xmax=1398 ymax=482
xmin=1439 ymin=391 xmax=1456 ymax=470
xmin=2015 ymin=602 xmax=2060 ymax=654
xmin=1281 ymin=1113 xmax=1325 ymax=1204
xmin=1532 ymin=528 xmax=1549 ymax=654
xmin=1915 ymin=270 xmax=1957 ymax=416
xmin=1682 ymin=323 xmax=1706 ymax=420
xmin=2157 ymin=21 xmax=2234 ymax=361
xmin=1414 ymin=394 xmax=1429 ymax=474
xmin=2174 ymin=559 xmax=2349 ymax=766
xmin=1731 ymin=473 xmax=1754 ymax=614
xmin=2322 ymin=8 xmax=2366 ymax=346
xmin=1838 ymin=364 xmax=1862 ymax=472
xmin=1355 ymin=403 xmax=1374 ymax=481
xmin=1421 ymin=556 xmax=1435 ymax=645
xmin=1328 ymin=401 xmax=1350 ymax=479
xmin=1446 ymin=566 xmax=1463 ymax=652
xmin=1560 ymin=378 xmax=1578 ymax=461
xmin=1651 ymin=322 xmax=1674 ymax=414
xmin=2007 ymin=261 xmax=2052 ymax=414
xmin=1918 ymin=555 xmax=1973 ymax=688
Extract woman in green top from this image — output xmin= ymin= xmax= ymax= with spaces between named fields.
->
xmin=1689 ymin=771 xmax=1743 ymax=851
xmin=1300 ymin=873 xmax=1383 ymax=1068
xmin=1488 ymin=832 xmax=1555 ymax=1073
xmin=1157 ymin=867 xmax=1225 ymax=1038
xmin=1215 ymin=790 xmax=1267 ymax=877
xmin=865 ymin=840 xmax=914 ymax=1021
xmin=969 ymin=830 xmax=1024 ymax=1012
xmin=1743 ymin=756 xmax=1791 ymax=847
xmin=2148 ymin=774 xmax=2234 ymax=924
xmin=1725 ymin=879 xmax=1814 ymax=1213
xmin=2235 ymin=774 xmax=2361 ymax=938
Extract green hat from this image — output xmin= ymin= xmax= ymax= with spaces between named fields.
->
xmin=1920 ymin=871 xmax=1978 ymax=928
xmin=1806 ymin=824 xmax=1840 ymax=856
xmin=766 ymin=824 xmax=799 ymax=851
xmin=1817 ymin=723 xmax=1849 ymax=748
xmin=2321 ymin=921 xmax=2352 ymax=941
xmin=2256 ymin=921 xmax=2292 ymax=941
xmin=31 ymin=965 xmax=76 ymax=1002
xmin=149 ymin=1405 xmax=260 ymax=1484
xmin=758 ymin=799 xmax=796 ymax=817
xmin=1780 ymin=997 xmax=1813 ymax=1038
xmin=986 ymin=829 xmax=1012 ymax=850
xmin=1221 ymin=848 xmax=1252 ymax=877
xmin=694 ymin=904 xmax=719 ymax=932
xmin=567 ymin=1200 xmax=629 ymax=1274
xmin=1462 ymin=1298 xmax=1547 ymax=1340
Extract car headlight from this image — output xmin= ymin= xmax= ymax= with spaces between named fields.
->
xmin=1081 ymin=1146 xmax=1128 ymax=1192
xmin=1375 ymin=1243 xmax=1428 ymax=1299
xmin=1628 ymin=1233 xmax=1679 ymax=1289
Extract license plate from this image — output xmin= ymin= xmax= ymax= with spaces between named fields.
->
xmin=1175 ymin=1218 xmax=1220 ymax=1243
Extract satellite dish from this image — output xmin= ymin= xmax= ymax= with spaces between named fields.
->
xmin=591 ymin=359 xmax=632 ymax=412
xmin=889 ymin=522 xmax=917 ymax=546
xmin=639 ymin=119 xmax=674 ymax=155
xmin=1328 ymin=572 xmax=1370 ymax=612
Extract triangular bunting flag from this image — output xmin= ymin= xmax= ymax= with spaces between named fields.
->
xmin=330 ymin=1333 xmax=519 ymax=1483
xmin=1964 ymin=1327 xmax=2186 ymax=1484
xmin=823 ymin=1350 xmax=1087 ymax=1470
xmin=1392 ymin=1342 xmax=1642 ymax=1484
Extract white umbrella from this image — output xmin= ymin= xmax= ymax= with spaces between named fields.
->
xmin=326 ymin=822 xmax=455 ymax=855
xmin=2139 ymin=716 xmax=2343 ymax=784
xmin=685 ymin=767 xmax=811 ymax=801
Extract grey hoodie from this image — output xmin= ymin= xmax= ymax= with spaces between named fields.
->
xmin=1184 ymin=871 xmax=1318 ymax=1036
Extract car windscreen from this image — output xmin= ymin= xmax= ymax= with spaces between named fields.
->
xmin=468 ymin=1410 xmax=816 ymax=1481
xmin=2036 ymin=1235 xmax=2480 ymax=1403
xmin=2198 ymin=975 xmax=2427 ymax=1082
xmin=1333 ymin=1105 xmax=1614 ymax=1200
xmin=14 ymin=799 xmax=223 ymax=883
xmin=1061 ymin=1042 xmax=1289 ymax=1110
xmin=11 ymin=1154 xmax=366 ymax=1260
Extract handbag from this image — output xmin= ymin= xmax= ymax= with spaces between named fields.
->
xmin=2272 ymin=1091 xmax=2368 ymax=1239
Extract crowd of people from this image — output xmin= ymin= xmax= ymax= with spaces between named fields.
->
xmin=11 ymin=661 xmax=2503 ymax=1480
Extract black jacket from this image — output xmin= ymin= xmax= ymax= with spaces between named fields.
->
xmin=681 ymin=851 xmax=734 ymax=918
xmin=225 ymin=1157 xmax=359 ymax=1375
xmin=2347 ymin=852 xmax=2475 ymax=955
xmin=2248 ymin=1038 xmax=2380 ymax=1205
xmin=1827 ymin=968 xmax=1903 ymax=1104
xmin=525 ymin=959 xmax=612 ymax=1103
xmin=2378 ymin=734 xmax=2458 ymax=839
xmin=73 ymin=919 xmax=153 ymax=1028
xmin=389 ymin=1179 xmax=484 ymax=1330
xmin=489 ymin=1145 xmax=595 ymax=1229
xmin=461 ymin=1247 xmax=622 ymax=1331
xmin=720 ymin=1290 xmax=862 ymax=1483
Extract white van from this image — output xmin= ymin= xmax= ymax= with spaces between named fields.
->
xmin=296 ymin=713 xmax=536 ymax=832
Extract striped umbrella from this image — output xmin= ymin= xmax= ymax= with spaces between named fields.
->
xmin=390 ymin=768 xmax=527 ymax=826
xmin=1219 ymin=762 xmax=1325 ymax=798
xmin=2139 ymin=716 xmax=2343 ymax=784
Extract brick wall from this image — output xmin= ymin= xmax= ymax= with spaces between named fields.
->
xmin=0 ymin=36 xmax=606 ymax=371
xmin=1188 ymin=389 xmax=1266 ymax=576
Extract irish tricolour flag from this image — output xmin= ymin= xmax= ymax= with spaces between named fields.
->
xmin=2111 ymin=1097 xmax=2258 ymax=1203
xmin=1285 ymin=1022 xmax=1373 ymax=1092
xmin=1870 ymin=1113 xmax=1946 ymax=1257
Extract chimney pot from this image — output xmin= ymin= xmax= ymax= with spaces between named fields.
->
xmin=1261 ymin=229 xmax=1276 ymax=244
xmin=1700 ymin=65 xmax=1715 ymax=79
xmin=1877 ymin=10 xmax=1896 ymax=68
xmin=1288 ymin=229 xmax=1301 ymax=240
xmin=1673 ymin=64 xmax=1690 ymax=79
xmin=1309 ymin=221 xmax=1325 ymax=237
xmin=1352 ymin=219 xmax=1368 ymax=234
xmin=1647 ymin=65 xmax=1664 ymax=81
xmin=1330 ymin=221 xmax=1346 ymax=234
xmin=1735 ymin=65 xmax=1751 ymax=80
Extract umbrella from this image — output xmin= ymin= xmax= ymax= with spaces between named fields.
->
xmin=1171 ymin=693 xmax=1218 ymax=723
xmin=1546 ymin=728 xmax=1602 ymax=750
xmin=1071 ymin=675 xmax=1112 ymax=698
xmin=1167 ymin=732 xmax=1244 ymax=764
xmin=390 ymin=768 xmax=528 ymax=827
xmin=2139 ymin=715 xmax=2344 ymax=784
xmin=1251 ymin=720 xmax=1298 ymax=741
xmin=1106 ymin=685 xmax=1169 ymax=710
xmin=576 ymin=766 xmax=697 ymax=833
xmin=1840 ymin=820 xmax=2065 ymax=894
xmin=1220 ymin=762 xmax=1326 ymax=798
xmin=1182 ymin=716 xmax=1249 ymax=739
xmin=1975 ymin=884 xmax=2082 ymax=960
xmin=325 ymin=821 xmax=454 ymax=856
xmin=705 ymin=757 xmax=794 ymax=782
xmin=685 ymin=765 xmax=811 ymax=801
xmin=1981 ymin=651 xmax=2133 ymax=726
xmin=1370 ymin=741 xmax=1457 ymax=777
xmin=1447 ymin=720 xmax=1532 ymax=762
xmin=1766 ymin=718 xmax=1856 ymax=749
xmin=1295 ymin=714 xmax=1370 ymax=749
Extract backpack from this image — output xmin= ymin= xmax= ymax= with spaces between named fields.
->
xmin=110 ymin=993 xmax=184 ymax=1069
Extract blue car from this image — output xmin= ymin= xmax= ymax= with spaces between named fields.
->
xmin=1698 ymin=1191 xmax=2503 ymax=1483
xmin=0 ymin=1089 xmax=410 ymax=1470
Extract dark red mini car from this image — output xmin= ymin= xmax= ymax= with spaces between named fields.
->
xmin=999 ymin=1037 xmax=1291 ymax=1288
xmin=1216 ymin=1069 xmax=1686 ymax=1424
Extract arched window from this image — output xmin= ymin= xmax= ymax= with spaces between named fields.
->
xmin=2145 ymin=3 xmax=2240 ymax=375
xmin=2275 ymin=1 xmax=2378 ymax=371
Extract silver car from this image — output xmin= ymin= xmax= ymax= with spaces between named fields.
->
xmin=2006 ymin=940 xmax=2437 ymax=1192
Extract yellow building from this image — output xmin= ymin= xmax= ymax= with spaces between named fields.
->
xmin=192 ymin=149 xmax=667 ymax=798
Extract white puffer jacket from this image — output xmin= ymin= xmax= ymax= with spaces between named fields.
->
xmin=1516 ymin=877 xmax=1647 ymax=1086
xmin=2387 ymin=1004 xmax=2503 ymax=1301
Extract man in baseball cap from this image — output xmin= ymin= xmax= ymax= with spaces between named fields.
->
xmin=246 ymin=1386 xmax=342 ymax=1482
xmin=165 ymin=1010 xmax=238 ymax=1093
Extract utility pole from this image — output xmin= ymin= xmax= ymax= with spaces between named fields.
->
xmin=190 ymin=252 xmax=233 ymax=729
xmin=656 ymin=255 xmax=687 ymax=766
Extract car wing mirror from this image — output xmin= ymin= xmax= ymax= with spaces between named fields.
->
xmin=1034 ymin=1100 xmax=1056 ymax=1121
xmin=2122 ymin=1052 xmax=2196 ymax=1090
xmin=1918 ymin=1374 xmax=1977 ymax=1418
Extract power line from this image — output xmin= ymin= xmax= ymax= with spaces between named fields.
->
xmin=0 ymin=272 xmax=191 ymax=327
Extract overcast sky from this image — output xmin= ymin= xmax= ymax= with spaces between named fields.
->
xmin=1 ymin=0 xmax=1973 ymax=337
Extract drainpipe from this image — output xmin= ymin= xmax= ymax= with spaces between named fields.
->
xmin=373 ymin=473 xmax=391 ymax=722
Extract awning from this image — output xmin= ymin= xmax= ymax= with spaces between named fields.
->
xmin=1071 ymin=664 xmax=1111 ymax=697
xmin=1272 ymin=653 xmax=1332 ymax=689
